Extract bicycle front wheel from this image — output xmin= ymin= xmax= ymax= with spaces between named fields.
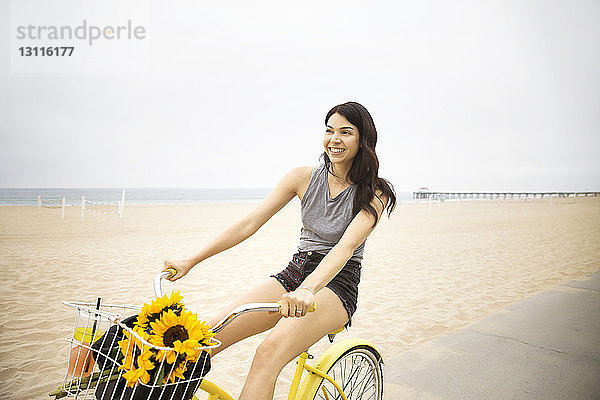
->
xmin=299 ymin=338 xmax=384 ymax=400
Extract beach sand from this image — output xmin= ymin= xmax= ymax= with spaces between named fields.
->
xmin=0 ymin=197 xmax=599 ymax=399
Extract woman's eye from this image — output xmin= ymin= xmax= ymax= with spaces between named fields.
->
xmin=326 ymin=130 xmax=333 ymax=134
xmin=342 ymin=131 xmax=351 ymax=135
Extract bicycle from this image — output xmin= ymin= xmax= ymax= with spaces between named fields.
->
xmin=50 ymin=270 xmax=384 ymax=400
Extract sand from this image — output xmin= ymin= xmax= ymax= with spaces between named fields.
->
xmin=0 ymin=197 xmax=599 ymax=400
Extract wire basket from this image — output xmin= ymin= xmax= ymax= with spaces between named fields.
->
xmin=51 ymin=300 xmax=220 ymax=400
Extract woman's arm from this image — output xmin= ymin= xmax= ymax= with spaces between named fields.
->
xmin=280 ymin=192 xmax=388 ymax=316
xmin=164 ymin=166 xmax=312 ymax=280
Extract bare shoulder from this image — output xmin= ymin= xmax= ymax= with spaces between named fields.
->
xmin=280 ymin=166 xmax=313 ymax=199
xmin=280 ymin=166 xmax=311 ymax=183
xmin=288 ymin=166 xmax=313 ymax=181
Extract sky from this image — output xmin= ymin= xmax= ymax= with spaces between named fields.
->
xmin=1 ymin=0 xmax=599 ymax=192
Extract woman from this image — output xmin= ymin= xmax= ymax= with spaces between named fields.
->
xmin=164 ymin=101 xmax=396 ymax=400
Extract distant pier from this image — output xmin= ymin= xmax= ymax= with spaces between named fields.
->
xmin=412 ymin=191 xmax=600 ymax=201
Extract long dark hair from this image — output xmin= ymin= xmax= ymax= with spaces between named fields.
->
xmin=323 ymin=101 xmax=396 ymax=226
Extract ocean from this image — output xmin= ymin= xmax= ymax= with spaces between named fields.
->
xmin=0 ymin=188 xmax=271 ymax=206
xmin=0 ymin=188 xmax=416 ymax=206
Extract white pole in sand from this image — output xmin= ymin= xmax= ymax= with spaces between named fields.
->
xmin=119 ymin=189 xmax=126 ymax=218
xmin=81 ymin=196 xmax=86 ymax=221
xmin=428 ymin=193 xmax=432 ymax=216
xmin=38 ymin=196 xmax=42 ymax=210
xmin=61 ymin=197 xmax=66 ymax=219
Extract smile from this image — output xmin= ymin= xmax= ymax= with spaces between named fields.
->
xmin=329 ymin=147 xmax=346 ymax=155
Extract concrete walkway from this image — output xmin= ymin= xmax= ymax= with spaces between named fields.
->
xmin=385 ymin=271 xmax=600 ymax=399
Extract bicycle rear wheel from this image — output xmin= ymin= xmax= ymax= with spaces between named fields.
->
xmin=300 ymin=339 xmax=384 ymax=400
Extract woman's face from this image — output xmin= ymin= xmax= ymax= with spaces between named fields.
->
xmin=323 ymin=113 xmax=360 ymax=166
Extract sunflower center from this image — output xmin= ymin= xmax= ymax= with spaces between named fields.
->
xmin=163 ymin=325 xmax=189 ymax=347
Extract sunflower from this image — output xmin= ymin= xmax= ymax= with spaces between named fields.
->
xmin=149 ymin=309 xmax=214 ymax=349
xmin=121 ymin=352 xmax=155 ymax=387
xmin=118 ymin=291 xmax=213 ymax=388
xmin=135 ymin=291 xmax=184 ymax=330
xmin=149 ymin=309 xmax=214 ymax=373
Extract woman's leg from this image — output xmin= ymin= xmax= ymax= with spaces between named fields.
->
xmin=238 ymin=287 xmax=349 ymax=400
xmin=208 ymin=277 xmax=286 ymax=357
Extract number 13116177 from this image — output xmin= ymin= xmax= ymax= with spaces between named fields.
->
xmin=19 ymin=47 xmax=74 ymax=56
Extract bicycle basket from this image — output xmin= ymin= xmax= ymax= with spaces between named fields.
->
xmin=52 ymin=301 xmax=219 ymax=400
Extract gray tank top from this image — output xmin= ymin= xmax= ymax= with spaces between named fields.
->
xmin=297 ymin=164 xmax=365 ymax=262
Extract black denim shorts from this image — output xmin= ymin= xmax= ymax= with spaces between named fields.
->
xmin=271 ymin=251 xmax=361 ymax=327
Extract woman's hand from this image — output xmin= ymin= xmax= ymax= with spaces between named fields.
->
xmin=163 ymin=259 xmax=194 ymax=281
xmin=280 ymin=287 xmax=315 ymax=318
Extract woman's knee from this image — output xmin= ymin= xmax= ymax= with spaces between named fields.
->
xmin=252 ymin=335 xmax=292 ymax=375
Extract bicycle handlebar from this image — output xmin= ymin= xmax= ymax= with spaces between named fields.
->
xmin=154 ymin=268 xmax=176 ymax=298
xmin=153 ymin=270 xmax=316 ymax=334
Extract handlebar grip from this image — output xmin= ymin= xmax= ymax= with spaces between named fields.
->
xmin=165 ymin=268 xmax=176 ymax=278
xmin=277 ymin=301 xmax=317 ymax=313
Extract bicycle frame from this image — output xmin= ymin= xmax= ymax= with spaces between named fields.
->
xmin=288 ymin=351 xmax=348 ymax=400
xmin=159 ymin=271 xmax=353 ymax=400
xmin=193 ymin=349 xmax=348 ymax=400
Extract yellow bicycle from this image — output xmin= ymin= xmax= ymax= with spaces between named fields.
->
xmin=51 ymin=271 xmax=384 ymax=400
xmin=195 ymin=304 xmax=384 ymax=400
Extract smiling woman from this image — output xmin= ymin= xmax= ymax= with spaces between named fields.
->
xmin=322 ymin=102 xmax=396 ymax=227
xmin=163 ymin=101 xmax=396 ymax=400
xmin=325 ymin=114 xmax=360 ymax=164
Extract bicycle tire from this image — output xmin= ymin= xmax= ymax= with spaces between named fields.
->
xmin=298 ymin=339 xmax=384 ymax=400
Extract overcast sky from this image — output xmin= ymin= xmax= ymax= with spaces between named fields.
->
xmin=1 ymin=0 xmax=599 ymax=191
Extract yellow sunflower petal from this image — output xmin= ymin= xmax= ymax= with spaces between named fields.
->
xmin=136 ymin=354 xmax=155 ymax=371
xmin=164 ymin=362 xmax=187 ymax=384
xmin=122 ymin=367 xmax=145 ymax=388
xmin=134 ymin=312 xmax=149 ymax=328
xmin=162 ymin=309 xmax=180 ymax=326
xmin=117 ymin=337 xmax=132 ymax=358
xmin=169 ymin=290 xmax=183 ymax=305
xmin=173 ymin=339 xmax=198 ymax=356
xmin=165 ymin=350 xmax=177 ymax=364
xmin=119 ymin=353 xmax=135 ymax=371
xmin=150 ymin=291 xmax=184 ymax=316
xmin=155 ymin=348 xmax=178 ymax=364
xmin=139 ymin=369 xmax=152 ymax=385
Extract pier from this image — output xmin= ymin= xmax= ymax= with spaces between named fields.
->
xmin=413 ymin=191 xmax=600 ymax=201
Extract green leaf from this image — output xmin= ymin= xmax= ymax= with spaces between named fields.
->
xmin=156 ymin=363 xmax=165 ymax=388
